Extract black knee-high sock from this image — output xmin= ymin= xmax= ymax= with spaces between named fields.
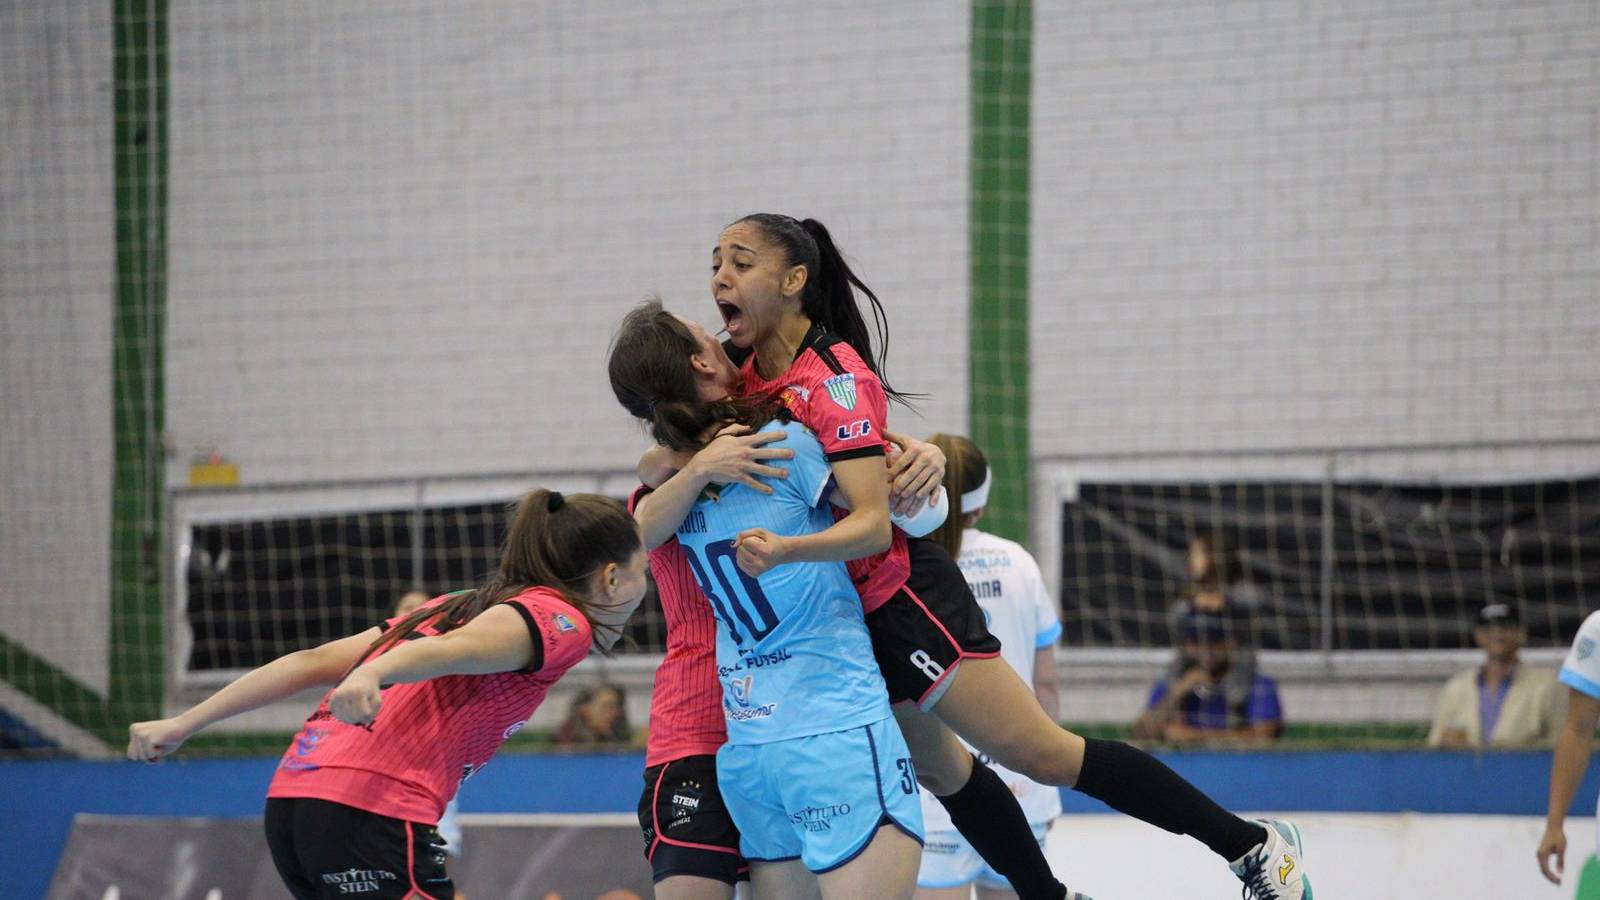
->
xmin=936 ymin=757 xmax=1066 ymax=900
xmin=1072 ymin=737 xmax=1267 ymax=862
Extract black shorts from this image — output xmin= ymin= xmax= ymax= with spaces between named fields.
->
xmin=264 ymin=797 xmax=454 ymax=900
xmin=637 ymin=754 xmax=748 ymax=885
xmin=866 ymin=537 xmax=1003 ymax=707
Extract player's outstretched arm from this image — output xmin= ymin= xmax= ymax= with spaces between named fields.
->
xmin=1539 ymin=688 xmax=1600 ymax=883
xmin=329 ymin=604 xmax=535 ymax=726
xmin=127 ymin=626 xmax=382 ymax=762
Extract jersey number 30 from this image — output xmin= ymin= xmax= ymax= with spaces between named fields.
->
xmin=684 ymin=539 xmax=781 ymax=645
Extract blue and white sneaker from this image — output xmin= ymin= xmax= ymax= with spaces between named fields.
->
xmin=1229 ymin=819 xmax=1312 ymax=899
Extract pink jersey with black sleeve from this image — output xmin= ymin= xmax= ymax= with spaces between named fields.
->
xmin=266 ymin=587 xmax=591 ymax=824
xmin=630 ymin=486 xmax=727 ymax=766
xmin=737 ymin=327 xmax=910 ymax=612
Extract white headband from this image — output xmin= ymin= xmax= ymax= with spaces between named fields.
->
xmin=961 ymin=466 xmax=992 ymax=514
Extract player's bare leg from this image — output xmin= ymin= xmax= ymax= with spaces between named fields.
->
xmin=747 ymin=860 xmax=820 ymax=900
xmin=815 ymin=825 xmax=920 ymax=900
xmin=656 ymin=875 xmax=736 ymax=900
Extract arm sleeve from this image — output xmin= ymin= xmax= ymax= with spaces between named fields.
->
xmin=1244 ymin=677 xmax=1284 ymax=725
xmin=507 ymin=592 xmax=594 ymax=676
xmin=1024 ymin=552 xmax=1063 ymax=647
xmin=1146 ymin=680 xmax=1170 ymax=710
xmin=809 ymin=366 xmax=890 ymax=463
xmin=1559 ymin=611 xmax=1600 ymax=700
xmin=627 ymin=484 xmax=651 ymax=514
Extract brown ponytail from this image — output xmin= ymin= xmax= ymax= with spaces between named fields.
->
xmin=361 ymin=489 xmax=641 ymax=662
xmin=926 ymin=433 xmax=988 ymax=562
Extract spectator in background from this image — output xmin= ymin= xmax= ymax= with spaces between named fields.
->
xmin=1133 ymin=610 xmax=1284 ymax=747
xmin=1172 ymin=531 xmax=1265 ymax=618
xmin=553 ymin=682 xmax=633 ymax=748
xmin=1428 ymin=602 xmax=1564 ymax=748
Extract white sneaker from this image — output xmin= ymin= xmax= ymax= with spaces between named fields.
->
xmin=1229 ymin=819 xmax=1312 ymax=899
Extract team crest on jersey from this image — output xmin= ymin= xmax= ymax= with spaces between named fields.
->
xmin=1580 ymin=637 xmax=1595 ymax=660
xmin=553 ymin=613 xmax=577 ymax=633
xmin=823 ymin=373 xmax=857 ymax=410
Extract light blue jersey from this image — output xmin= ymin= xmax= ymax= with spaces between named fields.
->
xmin=674 ymin=418 xmax=892 ymax=745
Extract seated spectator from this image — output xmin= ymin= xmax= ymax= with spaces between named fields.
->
xmin=1133 ymin=611 xmax=1283 ymax=746
xmin=1427 ymin=602 xmax=1564 ymax=748
xmin=1165 ymin=531 xmax=1266 ymax=703
xmin=553 ymin=682 xmax=633 ymax=748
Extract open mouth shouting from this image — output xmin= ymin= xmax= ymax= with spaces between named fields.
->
xmin=716 ymin=298 xmax=745 ymax=338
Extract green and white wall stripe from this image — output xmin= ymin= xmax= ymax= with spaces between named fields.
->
xmin=969 ymin=0 xmax=1032 ymax=542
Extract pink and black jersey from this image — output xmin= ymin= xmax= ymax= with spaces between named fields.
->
xmin=735 ymin=327 xmax=911 ymax=612
xmin=630 ymin=486 xmax=727 ymax=766
xmin=267 ymin=587 xmax=591 ymax=824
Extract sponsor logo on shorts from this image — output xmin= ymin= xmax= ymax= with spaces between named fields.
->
xmin=669 ymin=782 xmax=704 ymax=828
xmin=791 ymin=803 xmax=852 ymax=833
xmin=823 ymin=373 xmax=858 ymax=410
xmin=320 ymin=867 xmax=399 ymax=894
xmin=1580 ymin=636 xmax=1595 ymax=660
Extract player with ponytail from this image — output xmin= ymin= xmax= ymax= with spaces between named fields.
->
xmin=636 ymin=214 xmax=1314 ymax=900
xmin=128 ymin=489 xmax=648 ymax=900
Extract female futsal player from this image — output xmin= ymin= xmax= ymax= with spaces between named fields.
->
xmin=128 ymin=490 xmax=649 ymax=900
xmin=914 ymin=434 xmax=1089 ymax=900
xmin=630 ymin=416 xmax=947 ymax=900
xmin=636 ymin=213 xmax=1313 ymax=900
xmin=609 ymin=317 xmax=923 ymax=899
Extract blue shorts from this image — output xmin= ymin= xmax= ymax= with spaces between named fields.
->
xmin=716 ymin=717 xmax=924 ymax=873
xmin=917 ymin=822 xmax=1051 ymax=890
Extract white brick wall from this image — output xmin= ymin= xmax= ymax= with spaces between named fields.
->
xmin=1033 ymin=0 xmax=1600 ymax=460
xmin=0 ymin=0 xmax=114 ymax=691
xmin=165 ymin=0 xmax=971 ymax=488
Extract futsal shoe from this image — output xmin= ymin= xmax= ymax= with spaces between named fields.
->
xmin=1229 ymin=818 xmax=1312 ymax=899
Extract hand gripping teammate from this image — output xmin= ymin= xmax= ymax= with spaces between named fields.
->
xmin=638 ymin=214 xmax=1314 ymax=900
xmin=128 ymin=490 xmax=650 ymax=900
xmin=610 ymin=314 xmax=926 ymax=900
xmin=914 ymin=433 xmax=1092 ymax=900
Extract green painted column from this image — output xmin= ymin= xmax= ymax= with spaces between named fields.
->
xmin=969 ymin=0 xmax=1031 ymax=542
xmin=109 ymin=0 xmax=167 ymax=733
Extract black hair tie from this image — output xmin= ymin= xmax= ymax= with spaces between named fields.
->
xmin=546 ymin=491 xmax=565 ymax=512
